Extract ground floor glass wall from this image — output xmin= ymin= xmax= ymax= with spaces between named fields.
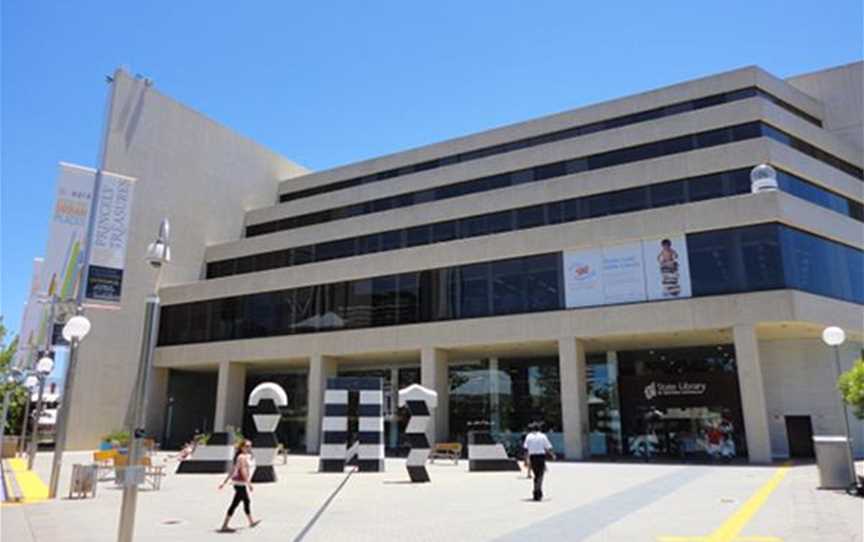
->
xmin=449 ymin=356 xmax=563 ymax=455
xmin=588 ymin=345 xmax=748 ymax=460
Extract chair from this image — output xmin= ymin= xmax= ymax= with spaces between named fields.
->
xmin=93 ymin=450 xmax=117 ymax=481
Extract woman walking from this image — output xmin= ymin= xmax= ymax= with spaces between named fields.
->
xmin=218 ymin=439 xmax=260 ymax=532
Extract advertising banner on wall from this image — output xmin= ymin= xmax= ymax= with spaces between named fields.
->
xmin=564 ymin=235 xmax=692 ymax=309
xmin=84 ymin=171 xmax=136 ymax=304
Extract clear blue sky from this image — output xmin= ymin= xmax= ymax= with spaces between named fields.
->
xmin=2 ymin=1 xmax=862 ymax=337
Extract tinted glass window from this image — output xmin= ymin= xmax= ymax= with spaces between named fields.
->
xmin=650 ymin=180 xmax=686 ymax=207
xmin=688 ymin=230 xmax=738 ymax=296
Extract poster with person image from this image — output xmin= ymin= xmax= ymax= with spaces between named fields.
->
xmin=641 ymin=235 xmax=692 ymax=300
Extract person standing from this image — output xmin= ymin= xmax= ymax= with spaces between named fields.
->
xmin=218 ymin=439 xmax=260 ymax=532
xmin=523 ymin=422 xmax=555 ymax=501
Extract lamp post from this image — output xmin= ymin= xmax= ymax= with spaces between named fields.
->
xmin=19 ymin=375 xmax=38 ymax=455
xmin=47 ymin=313 xmax=91 ymax=497
xmin=27 ymin=356 xmax=55 ymax=470
xmin=821 ymin=326 xmax=856 ymax=478
xmin=117 ymin=218 xmax=170 ymax=542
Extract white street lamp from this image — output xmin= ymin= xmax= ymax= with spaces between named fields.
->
xmin=36 ymin=356 xmax=55 ymax=375
xmin=62 ymin=315 xmax=92 ymax=342
xmin=750 ymin=163 xmax=778 ymax=193
xmin=118 ymin=218 xmax=171 ymax=542
xmin=821 ymin=325 xmax=856 ymax=483
xmin=48 ymin=311 xmax=92 ymax=495
xmin=822 ymin=326 xmax=846 ymax=347
xmin=24 ymin=375 xmax=39 ymax=388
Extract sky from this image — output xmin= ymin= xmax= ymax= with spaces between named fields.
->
xmin=1 ymin=0 xmax=862 ymax=338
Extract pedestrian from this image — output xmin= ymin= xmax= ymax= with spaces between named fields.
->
xmin=523 ymin=422 xmax=555 ymax=501
xmin=218 ymin=439 xmax=260 ymax=532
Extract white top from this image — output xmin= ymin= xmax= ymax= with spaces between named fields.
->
xmin=523 ymin=432 xmax=553 ymax=456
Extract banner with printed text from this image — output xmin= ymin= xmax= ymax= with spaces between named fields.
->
xmin=563 ymin=234 xmax=692 ymax=309
xmin=84 ymin=171 xmax=136 ymax=304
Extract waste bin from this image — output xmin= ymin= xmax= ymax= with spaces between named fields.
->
xmin=813 ymin=436 xmax=855 ymax=489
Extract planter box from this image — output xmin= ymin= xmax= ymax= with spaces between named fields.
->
xmin=1 ymin=436 xmax=20 ymax=458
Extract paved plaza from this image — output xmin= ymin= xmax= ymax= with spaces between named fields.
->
xmin=2 ymin=452 xmax=862 ymax=542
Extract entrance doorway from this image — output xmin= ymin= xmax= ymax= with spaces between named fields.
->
xmin=785 ymin=416 xmax=815 ymax=458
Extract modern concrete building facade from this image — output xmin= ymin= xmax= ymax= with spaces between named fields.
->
xmin=65 ymin=63 xmax=863 ymax=464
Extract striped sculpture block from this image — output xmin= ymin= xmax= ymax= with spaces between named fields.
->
xmin=248 ymin=382 xmax=288 ymax=483
xmin=398 ymin=384 xmax=438 ymax=483
xmin=319 ymin=377 xmax=385 ymax=473
xmin=176 ymin=432 xmax=235 ymax=474
xmin=467 ymin=430 xmax=520 ymax=472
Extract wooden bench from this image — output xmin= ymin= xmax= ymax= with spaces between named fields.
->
xmin=428 ymin=443 xmax=462 ymax=464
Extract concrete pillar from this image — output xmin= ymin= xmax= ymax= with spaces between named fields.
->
xmin=214 ymin=361 xmax=246 ymax=432
xmin=305 ymin=354 xmax=337 ymax=453
xmin=421 ymin=347 xmax=449 ymax=444
xmin=733 ymin=325 xmax=773 ymax=464
xmin=145 ymin=367 xmax=170 ymax=443
xmin=558 ymin=337 xmax=590 ymax=460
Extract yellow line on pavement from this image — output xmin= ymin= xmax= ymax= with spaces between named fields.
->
xmin=658 ymin=463 xmax=790 ymax=542
xmin=8 ymin=458 xmax=49 ymax=503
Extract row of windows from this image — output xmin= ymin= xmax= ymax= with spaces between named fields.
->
xmin=279 ymin=88 xmax=822 ymax=203
xmin=249 ymin=122 xmax=862 ymax=238
xmin=160 ymin=224 xmax=863 ymax=346
xmin=210 ymin=168 xmax=862 ymax=279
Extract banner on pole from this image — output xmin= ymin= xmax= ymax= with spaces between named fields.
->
xmin=14 ymin=258 xmax=45 ymax=368
xmin=84 ymin=171 xmax=136 ymax=304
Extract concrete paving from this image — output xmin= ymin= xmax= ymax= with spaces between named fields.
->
xmin=2 ymin=451 xmax=862 ymax=541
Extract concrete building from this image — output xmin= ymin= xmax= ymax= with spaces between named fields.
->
xmin=66 ymin=63 xmax=863 ymax=464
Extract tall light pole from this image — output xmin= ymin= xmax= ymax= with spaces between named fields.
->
xmin=19 ymin=375 xmax=38 ymax=455
xmin=27 ymin=356 xmax=54 ymax=470
xmin=117 ymin=218 xmax=170 ymax=542
xmin=821 ymin=326 xmax=856 ymax=478
xmin=47 ymin=313 xmax=91 ymax=497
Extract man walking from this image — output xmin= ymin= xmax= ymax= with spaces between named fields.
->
xmin=523 ymin=422 xmax=555 ymax=501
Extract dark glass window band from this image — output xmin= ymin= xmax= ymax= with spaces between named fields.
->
xmin=210 ymin=168 xmax=862 ymax=280
xmin=250 ymin=121 xmax=861 ymax=238
xmin=160 ymin=223 xmax=863 ymax=347
xmin=279 ymin=88 xmax=822 ymax=203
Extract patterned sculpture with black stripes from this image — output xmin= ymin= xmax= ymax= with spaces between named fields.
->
xmin=319 ymin=377 xmax=385 ymax=473
xmin=248 ymin=382 xmax=288 ymax=482
xmin=398 ymin=384 xmax=438 ymax=483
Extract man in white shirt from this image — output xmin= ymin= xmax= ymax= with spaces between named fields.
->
xmin=523 ymin=422 xmax=555 ymax=501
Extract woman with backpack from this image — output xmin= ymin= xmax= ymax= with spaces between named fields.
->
xmin=218 ymin=439 xmax=261 ymax=532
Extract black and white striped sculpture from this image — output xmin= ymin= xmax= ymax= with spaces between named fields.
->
xmin=176 ymin=432 xmax=235 ymax=474
xmin=319 ymin=377 xmax=385 ymax=473
xmin=398 ymin=384 xmax=438 ymax=483
xmin=468 ymin=427 xmax=520 ymax=472
xmin=248 ymin=382 xmax=288 ymax=483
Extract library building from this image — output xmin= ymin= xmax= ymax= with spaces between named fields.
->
xmin=63 ymin=61 xmax=863 ymax=464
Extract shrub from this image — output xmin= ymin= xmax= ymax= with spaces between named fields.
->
xmin=838 ymin=359 xmax=864 ymax=419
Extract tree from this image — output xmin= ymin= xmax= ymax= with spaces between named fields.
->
xmin=838 ymin=359 xmax=864 ymax=419
xmin=0 ymin=317 xmax=27 ymax=436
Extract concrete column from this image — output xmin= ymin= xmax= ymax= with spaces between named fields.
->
xmin=145 ymin=367 xmax=170 ymax=443
xmin=214 ymin=361 xmax=246 ymax=432
xmin=421 ymin=347 xmax=449 ymax=444
xmin=305 ymin=354 xmax=337 ymax=453
xmin=558 ymin=337 xmax=590 ymax=460
xmin=733 ymin=325 xmax=773 ymax=464
xmin=489 ymin=357 xmax=500 ymax=433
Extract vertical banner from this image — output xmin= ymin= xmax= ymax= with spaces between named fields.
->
xmin=564 ymin=235 xmax=692 ymax=309
xmin=642 ymin=235 xmax=692 ymax=300
xmin=84 ymin=172 xmax=136 ymax=304
xmin=41 ymin=163 xmax=97 ymax=303
xmin=14 ymin=258 xmax=45 ymax=368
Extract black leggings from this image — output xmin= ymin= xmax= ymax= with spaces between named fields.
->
xmin=227 ymin=485 xmax=251 ymax=516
